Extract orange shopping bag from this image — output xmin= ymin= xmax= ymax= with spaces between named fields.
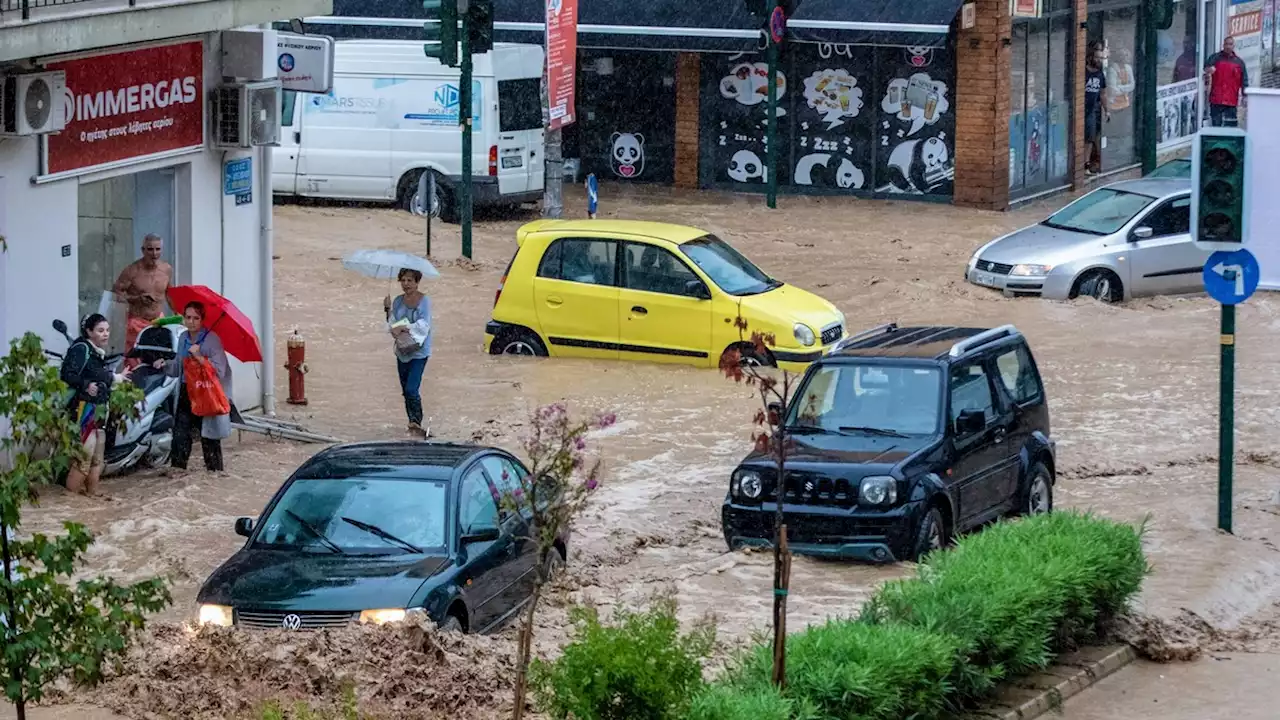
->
xmin=184 ymin=356 xmax=230 ymax=417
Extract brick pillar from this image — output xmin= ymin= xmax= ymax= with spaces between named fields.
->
xmin=1070 ymin=0 xmax=1088 ymax=190
xmin=674 ymin=52 xmax=701 ymax=189
xmin=954 ymin=0 xmax=1012 ymax=210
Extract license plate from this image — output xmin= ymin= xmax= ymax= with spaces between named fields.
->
xmin=502 ymin=156 xmax=523 ymax=169
xmin=973 ymin=270 xmax=997 ymax=287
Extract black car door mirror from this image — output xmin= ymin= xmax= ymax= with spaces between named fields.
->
xmin=685 ymin=279 xmax=711 ymax=300
xmin=234 ymin=517 xmax=255 ymax=537
xmin=955 ymin=409 xmax=986 ymax=436
xmin=1131 ymin=226 xmax=1154 ymax=240
xmin=767 ymin=401 xmax=784 ymax=423
xmin=460 ymin=526 xmax=501 ymax=544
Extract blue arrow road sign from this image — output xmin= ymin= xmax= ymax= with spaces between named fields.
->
xmin=1203 ymin=248 xmax=1260 ymax=305
xmin=586 ymin=173 xmax=599 ymax=217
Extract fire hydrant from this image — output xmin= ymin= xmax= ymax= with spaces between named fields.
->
xmin=285 ymin=329 xmax=308 ymax=406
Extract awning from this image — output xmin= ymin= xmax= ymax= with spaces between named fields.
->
xmin=787 ymin=0 xmax=964 ymax=48
xmin=314 ymin=0 xmax=959 ymax=52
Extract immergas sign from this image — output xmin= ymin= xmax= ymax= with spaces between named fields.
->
xmin=276 ymin=32 xmax=335 ymax=94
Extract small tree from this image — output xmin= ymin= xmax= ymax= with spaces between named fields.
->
xmin=719 ymin=318 xmax=804 ymax=689
xmin=504 ymin=402 xmax=616 ymax=720
xmin=0 ymin=333 xmax=171 ymax=720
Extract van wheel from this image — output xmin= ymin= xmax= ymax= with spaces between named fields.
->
xmin=401 ymin=172 xmax=457 ymax=222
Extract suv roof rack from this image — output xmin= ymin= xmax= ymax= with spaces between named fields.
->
xmin=834 ymin=322 xmax=898 ymax=352
xmin=948 ymin=324 xmax=1019 ymax=358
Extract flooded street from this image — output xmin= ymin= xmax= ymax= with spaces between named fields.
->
xmin=16 ymin=184 xmax=1280 ymax=716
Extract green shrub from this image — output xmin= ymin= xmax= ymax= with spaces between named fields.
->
xmin=725 ymin=619 xmax=959 ymax=720
xmin=684 ymin=683 xmax=794 ymax=720
xmin=531 ymin=597 xmax=716 ymax=720
xmin=861 ymin=511 xmax=1148 ymax=703
xmin=256 ymin=686 xmax=363 ymax=720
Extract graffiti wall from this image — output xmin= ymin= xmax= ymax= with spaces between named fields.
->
xmin=700 ymin=42 xmax=956 ymax=198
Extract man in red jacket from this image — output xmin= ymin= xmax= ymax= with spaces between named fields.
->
xmin=1204 ymin=36 xmax=1249 ymax=126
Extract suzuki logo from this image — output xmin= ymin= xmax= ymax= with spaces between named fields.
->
xmin=434 ymin=84 xmax=460 ymax=109
xmin=281 ymin=614 xmax=302 ymax=630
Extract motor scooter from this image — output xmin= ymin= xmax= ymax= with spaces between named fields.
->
xmin=46 ymin=318 xmax=182 ymax=475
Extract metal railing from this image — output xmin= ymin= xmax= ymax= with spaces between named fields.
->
xmin=3 ymin=0 xmax=137 ymax=21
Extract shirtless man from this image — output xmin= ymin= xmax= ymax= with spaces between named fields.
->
xmin=112 ymin=234 xmax=172 ymax=360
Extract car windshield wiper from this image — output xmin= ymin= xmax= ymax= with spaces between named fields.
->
xmin=786 ymin=425 xmax=852 ymax=437
xmin=341 ymin=516 xmax=423 ymax=554
xmin=284 ymin=509 xmax=344 ymax=554
xmin=1040 ymin=220 xmax=1106 ymax=236
xmin=838 ymin=426 xmax=909 ymax=438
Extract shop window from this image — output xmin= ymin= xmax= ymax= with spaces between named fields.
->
xmin=1088 ymin=5 xmax=1141 ymax=170
xmin=575 ymin=51 xmax=676 ymax=184
xmin=1155 ymin=0 xmax=1200 ymax=149
xmin=1010 ymin=13 xmax=1071 ymax=197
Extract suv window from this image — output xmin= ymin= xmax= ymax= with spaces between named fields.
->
xmin=791 ymin=363 xmax=942 ymax=436
xmin=498 ymin=78 xmax=542 ymax=132
xmin=458 ymin=465 xmax=499 ymax=533
xmin=622 ymin=243 xmax=705 ymax=297
xmin=994 ymin=346 xmax=1042 ymax=404
xmin=949 ymin=363 xmax=995 ymax=427
xmin=537 ymin=239 xmax=617 ymax=286
xmin=1138 ymin=197 xmax=1191 ymax=237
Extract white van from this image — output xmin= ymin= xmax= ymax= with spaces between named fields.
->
xmin=273 ymin=40 xmax=545 ymax=220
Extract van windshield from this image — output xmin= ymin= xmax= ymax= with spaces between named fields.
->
xmin=499 ymin=79 xmax=542 ymax=132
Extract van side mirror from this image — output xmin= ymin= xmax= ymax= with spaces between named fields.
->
xmin=234 ymin=517 xmax=255 ymax=537
xmin=685 ymin=279 xmax=711 ymax=300
xmin=955 ymin=409 xmax=986 ymax=436
xmin=1131 ymin=226 xmax=1154 ymax=240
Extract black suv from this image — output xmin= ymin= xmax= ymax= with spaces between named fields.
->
xmin=721 ymin=324 xmax=1055 ymax=563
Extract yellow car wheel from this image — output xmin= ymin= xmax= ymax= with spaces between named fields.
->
xmin=493 ymin=328 xmax=548 ymax=357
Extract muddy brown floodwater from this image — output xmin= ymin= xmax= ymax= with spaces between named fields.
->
xmin=14 ymin=184 xmax=1280 ymax=718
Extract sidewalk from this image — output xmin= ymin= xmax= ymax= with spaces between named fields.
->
xmin=1061 ymin=652 xmax=1280 ymax=720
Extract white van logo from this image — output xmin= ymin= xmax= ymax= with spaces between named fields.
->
xmin=434 ymin=84 xmax=460 ymax=110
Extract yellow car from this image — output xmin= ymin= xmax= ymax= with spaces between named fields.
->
xmin=484 ymin=220 xmax=846 ymax=372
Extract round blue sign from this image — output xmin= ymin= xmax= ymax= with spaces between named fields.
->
xmin=278 ymin=53 xmax=295 ymax=72
xmin=769 ymin=6 xmax=787 ymax=44
xmin=1202 ymin=248 xmax=1261 ymax=305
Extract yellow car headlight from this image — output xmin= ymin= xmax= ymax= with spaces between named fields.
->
xmin=359 ymin=607 xmax=427 ymax=625
xmin=198 ymin=604 xmax=233 ymax=627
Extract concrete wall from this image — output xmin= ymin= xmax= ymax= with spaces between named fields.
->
xmin=0 ymin=31 xmax=267 ymax=411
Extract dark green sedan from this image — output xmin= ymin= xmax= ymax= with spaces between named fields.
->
xmin=196 ymin=441 xmax=566 ymax=633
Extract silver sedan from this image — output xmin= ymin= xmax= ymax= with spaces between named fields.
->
xmin=966 ymin=178 xmax=1208 ymax=302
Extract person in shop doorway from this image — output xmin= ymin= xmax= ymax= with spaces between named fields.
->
xmin=1106 ymin=47 xmax=1136 ymax=112
xmin=386 ymin=268 xmax=432 ymax=439
xmin=61 ymin=313 xmax=133 ymax=497
xmin=1205 ymin=36 xmax=1248 ymax=127
xmin=154 ymin=301 xmax=232 ymax=472
xmin=112 ymin=234 xmax=172 ymax=366
xmin=1084 ymin=42 xmax=1110 ymax=175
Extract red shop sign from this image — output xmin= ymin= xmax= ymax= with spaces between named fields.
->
xmin=44 ymin=40 xmax=205 ymax=176
xmin=545 ymin=0 xmax=578 ymax=130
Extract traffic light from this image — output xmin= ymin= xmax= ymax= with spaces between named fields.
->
xmin=423 ymin=0 xmax=459 ymax=67
xmin=468 ymin=0 xmax=494 ymax=55
xmin=1192 ymin=127 xmax=1250 ymax=249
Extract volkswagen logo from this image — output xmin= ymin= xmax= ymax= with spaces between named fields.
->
xmin=281 ymin=614 xmax=302 ymax=630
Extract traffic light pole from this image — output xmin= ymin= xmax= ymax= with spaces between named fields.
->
xmin=1219 ymin=302 xmax=1235 ymax=533
xmin=459 ymin=10 xmax=473 ymax=259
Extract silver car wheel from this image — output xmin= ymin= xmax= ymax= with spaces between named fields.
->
xmin=502 ymin=340 xmax=538 ymax=356
xmin=926 ymin=517 xmax=944 ymax=551
xmin=1028 ymin=474 xmax=1052 ymax=515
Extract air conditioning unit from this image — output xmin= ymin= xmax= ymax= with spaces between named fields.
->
xmin=212 ymin=80 xmax=281 ymax=149
xmin=1 ymin=70 xmax=68 ymax=136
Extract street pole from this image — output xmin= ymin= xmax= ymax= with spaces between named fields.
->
xmin=1140 ymin=4 xmax=1158 ymax=174
xmin=1219 ymin=302 xmax=1235 ymax=533
xmin=459 ymin=3 xmax=474 ymax=259
xmin=765 ymin=6 xmax=779 ymax=209
xmin=542 ymin=67 xmax=564 ymax=219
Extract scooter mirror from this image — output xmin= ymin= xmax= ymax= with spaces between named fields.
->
xmin=52 ymin=319 xmax=68 ymax=335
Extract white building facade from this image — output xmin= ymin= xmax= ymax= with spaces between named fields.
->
xmin=0 ymin=0 xmax=332 ymax=412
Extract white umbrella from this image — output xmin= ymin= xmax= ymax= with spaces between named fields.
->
xmin=341 ymin=249 xmax=441 ymax=280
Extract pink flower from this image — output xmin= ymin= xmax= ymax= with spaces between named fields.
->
xmin=586 ymin=478 xmax=599 ymax=491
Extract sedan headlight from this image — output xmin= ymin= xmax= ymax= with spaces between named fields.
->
xmin=197 ymin=604 xmax=233 ymax=627
xmin=1009 ymin=263 xmax=1053 ymax=277
xmin=733 ymin=470 xmax=763 ymax=501
xmin=858 ymin=476 xmax=898 ymax=506
xmin=359 ymin=607 xmax=428 ymax=625
xmin=793 ymin=323 xmax=816 ymax=347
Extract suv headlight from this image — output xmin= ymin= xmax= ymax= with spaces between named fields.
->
xmin=732 ymin=470 xmax=763 ymax=501
xmin=1010 ymin=263 xmax=1053 ymax=276
xmin=198 ymin=604 xmax=233 ymax=627
xmin=793 ymin=323 xmax=816 ymax=347
xmin=858 ymin=476 xmax=898 ymax=506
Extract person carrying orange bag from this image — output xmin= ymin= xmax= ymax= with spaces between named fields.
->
xmin=152 ymin=301 xmax=234 ymax=472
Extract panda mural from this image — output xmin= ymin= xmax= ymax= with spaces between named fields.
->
xmin=610 ymin=132 xmax=646 ymax=179
xmin=882 ymin=135 xmax=953 ymax=195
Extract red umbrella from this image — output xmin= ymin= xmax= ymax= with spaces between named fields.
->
xmin=165 ymin=285 xmax=264 ymax=363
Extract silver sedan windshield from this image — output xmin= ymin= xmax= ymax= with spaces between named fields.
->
xmin=1042 ymin=189 xmax=1155 ymax=236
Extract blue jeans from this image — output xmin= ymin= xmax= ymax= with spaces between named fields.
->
xmin=1210 ymin=104 xmax=1238 ymax=127
xmin=397 ymin=356 xmax=428 ymax=426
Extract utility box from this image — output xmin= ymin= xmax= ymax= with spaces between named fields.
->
xmin=222 ymin=29 xmax=280 ymax=81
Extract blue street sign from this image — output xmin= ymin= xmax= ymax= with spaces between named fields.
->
xmin=223 ymin=157 xmax=252 ymax=196
xmin=1203 ymin=248 xmax=1260 ymax=305
xmin=586 ymin=173 xmax=599 ymax=217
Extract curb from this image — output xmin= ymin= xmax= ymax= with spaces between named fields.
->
xmin=963 ymin=644 xmax=1137 ymax=720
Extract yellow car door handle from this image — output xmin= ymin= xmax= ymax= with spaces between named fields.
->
xmin=545 ymin=296 xmax=564 ymax=307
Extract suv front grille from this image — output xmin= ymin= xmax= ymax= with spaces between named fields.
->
xmin=767 ymin=471 xmax=856 ymax=507
xmin=820 ymin=324 xmax=843 ymax=346
xmin=975 ymin=260 xmax=1013 ymax=275
xmin=235 ymin=609 xmax=357 ymax=630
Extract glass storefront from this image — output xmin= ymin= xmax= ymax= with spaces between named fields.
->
xmin=1155 ymin=0 xmax=1201 ymax=149
xmin=570 ymin=51 xmax=678 ymax=185
xmin=1010 ymin=6 xmax=1073 ymax=197
xmin=1088 ymin=0 xmax=1142 ymax=172
xmin=77 ymin=168 xmax=177 ymax=353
